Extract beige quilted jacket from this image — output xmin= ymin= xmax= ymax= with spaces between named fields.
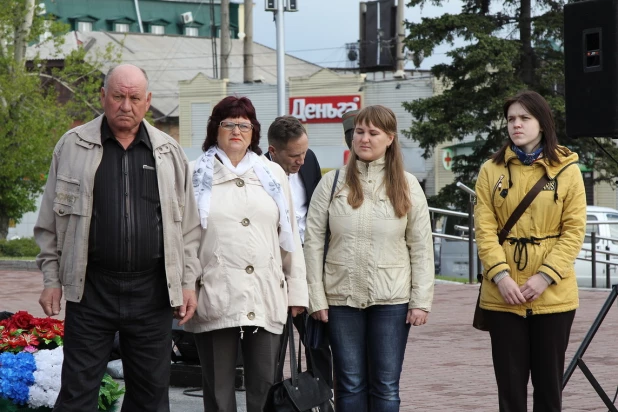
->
xmin=304 ymin=157 xmax=434 ymax=314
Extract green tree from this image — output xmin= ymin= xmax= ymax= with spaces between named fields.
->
xmin=0 ymin=0 xmax=120 ymax=239
xmin=402 ymin=0 xmax=618 ymax=209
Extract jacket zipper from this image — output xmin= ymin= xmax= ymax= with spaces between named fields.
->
xmin=491 ymin=175 xmax=505 ymax=204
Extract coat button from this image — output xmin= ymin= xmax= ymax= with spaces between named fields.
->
xmin=361 ymin=303 xmax=366 ymax=307
xmin=241 ymin=218 xmax=250 ymax=226
xmin=236 ymin=179 xmax=245 ymax=187
xmin=245 ymin=265 xmax=254 ymax=274
xmin=168 ymin=283 xmax=171 ymax=288
xmin=247 ymin=312 xmax=255 ymax=320
xmin=59 ymin=209 xmax=65 ymax=215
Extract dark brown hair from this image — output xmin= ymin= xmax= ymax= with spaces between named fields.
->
xmin=345 ymin=105 xmax=411 ymax=218
xmin=202 ymin=96 xmax=262 ymax=154
xmin=267 ymin=115 xmax=307 ymax=149
xmin=493 ymin=90 xmax=568 ymax=164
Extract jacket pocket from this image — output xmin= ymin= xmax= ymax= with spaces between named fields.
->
xmin=266 ymin=255 xmax=288 ymax=326
xmin=323 ymin=260 xmax=350 ymax=297
xmin=374 ymin=195 xmax=399 ymax=220
xmin=373 ymin=263 xmax=409 ymax=301
xmin=196 ymin=255 xmax=230 ymax=321
xmin=53 ymin=175 xmax=81 ymax=261
xmin=329 ymin=190 xmax=353 ymax=217
xmin=141 ymin=167 xmax=160 ymax=203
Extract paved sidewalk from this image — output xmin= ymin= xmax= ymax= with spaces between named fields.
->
xmin=3 ymin=270 xmax=618 ymax=411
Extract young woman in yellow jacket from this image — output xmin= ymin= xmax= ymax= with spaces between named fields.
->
xmin=475 ymin=90 xmax=587 ymax=412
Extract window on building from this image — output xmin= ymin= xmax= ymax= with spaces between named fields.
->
xmin=77 ymin=21 xmax=92 ymax=32
xmin=115 ymin=23 xmax=130 ymax=33
xmin=151 ymin=25 xmax=165 ymax=35
xmin=185 ymin=27 xmax=199 ymax=37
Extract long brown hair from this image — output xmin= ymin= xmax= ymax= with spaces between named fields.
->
xmin=345 ymin=105 xmax=411 ymax=218
xmin=493 ymin=90 xmax=568 ymax=164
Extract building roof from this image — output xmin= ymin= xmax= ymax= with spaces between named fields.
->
xmin=26 ymin=31 xmax=322 ymax=118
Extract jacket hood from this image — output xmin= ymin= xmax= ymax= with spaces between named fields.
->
xmin=505 ymin=145 xmax=579 ymax=179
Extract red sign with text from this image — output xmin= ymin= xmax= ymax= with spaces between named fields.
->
xmin=289 ymin=95 xmax=361 ymax=124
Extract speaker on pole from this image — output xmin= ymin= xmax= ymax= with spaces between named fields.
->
xmin=564 ymin=0 xmax=618 ymax=138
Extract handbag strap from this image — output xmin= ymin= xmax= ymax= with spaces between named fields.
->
xmin=497 ymin=174 xmax=550 ymax=244
xmin=274 ymin=312 xmax=300 ymax=385
xmin=323 ymin=169 xmax=340 ymax=265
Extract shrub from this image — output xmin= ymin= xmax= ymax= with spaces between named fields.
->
xmin=0 ymin=238 xmax=40 ymax=257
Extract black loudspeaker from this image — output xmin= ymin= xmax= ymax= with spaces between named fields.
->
xmin=564 ymin=0 xmax=618 ymax=138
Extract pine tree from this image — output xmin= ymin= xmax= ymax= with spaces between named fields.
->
xmin=402 ymin=0 xmax=618 ymax=208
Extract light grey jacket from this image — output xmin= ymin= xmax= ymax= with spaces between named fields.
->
xmin=34 ymin=115 xmax=201 ymax=307
xmin=185 ymin=156 xmax=308 ymax=335
xmin=305 ymin=157 xmax=434 ymax=314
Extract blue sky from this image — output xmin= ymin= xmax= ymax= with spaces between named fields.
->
xmin=249 ymin=0 xmax=464 ymax=71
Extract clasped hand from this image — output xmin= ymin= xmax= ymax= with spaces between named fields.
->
xmin=497 ymin=273 xmax=549 ymax=305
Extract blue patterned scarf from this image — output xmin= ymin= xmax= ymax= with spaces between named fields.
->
xmin=511 ymin=144 xmax=543 ymax=165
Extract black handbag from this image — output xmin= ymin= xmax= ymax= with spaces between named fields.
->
xmin=263 ymin=313 xmax=333 ymax=412
xmin=473 ymin=174 xmax=550 ymax=331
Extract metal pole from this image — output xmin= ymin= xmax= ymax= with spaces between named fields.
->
xmin=220 ymin=0 xmax=230 ymax=80
xmin=606 ymin=248 xmax=611 ymax=289
xmin=243 ymin=0 xmax=254 ymax=83
xmin=467 ymin=200 xmax=475 ymax=284
xmin=275 ymin=0 xmax=286 ymax=116
xmin=395 ymin=0 xmax=405 ymax=75
xmin=592 ymin=232 xmax=597 ymax=288
xmin=133 ymin=0 xmax=144 ymax=33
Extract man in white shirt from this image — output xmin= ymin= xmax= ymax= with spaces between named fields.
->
xmin=266 ymin=115 xmax=322 ymax=244
xmin=266 ymin=116 xmax=333 ymax=388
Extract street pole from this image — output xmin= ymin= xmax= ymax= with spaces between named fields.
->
xmin=275 ymin=0 xmax=286 ymax=116
xmin=220 ymin=0 xmax=230 ymax=80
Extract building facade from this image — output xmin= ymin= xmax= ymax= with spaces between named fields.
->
xmin=41 ymin=0 xmax=240 ymax=38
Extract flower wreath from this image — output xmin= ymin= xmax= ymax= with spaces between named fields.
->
xmin=0 ymin=311 xmax=124 ymax=411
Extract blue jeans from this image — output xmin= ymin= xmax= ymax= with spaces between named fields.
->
xmin=329 ymin=303 xmax=410 ymax=412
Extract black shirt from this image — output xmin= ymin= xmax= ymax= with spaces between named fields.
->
xmin=88 ymin=118 xmax=164 ymax=272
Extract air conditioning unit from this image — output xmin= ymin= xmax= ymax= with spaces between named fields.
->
xmin=181 ymin=12 xmax=194 ymax=24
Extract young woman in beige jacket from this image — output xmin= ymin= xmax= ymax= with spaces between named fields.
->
xmin=304 ymin=105 xmax=434 ymax=412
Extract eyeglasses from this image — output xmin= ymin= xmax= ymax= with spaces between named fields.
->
xmin=219 ymin=121 xmax=253 ymax=132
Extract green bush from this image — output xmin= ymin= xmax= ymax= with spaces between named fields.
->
xmin=0 ymin=238 xmax=40 ymax=257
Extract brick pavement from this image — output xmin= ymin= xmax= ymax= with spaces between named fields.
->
xmin=3 ymin=270 xmax=618 ymax=411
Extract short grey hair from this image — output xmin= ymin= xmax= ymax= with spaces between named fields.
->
xmin=103 ymin=64 xmax=149 ymax=91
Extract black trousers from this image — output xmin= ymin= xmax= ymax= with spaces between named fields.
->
xmin=54 ymin=265 xmax=173 ymax=412
xmin=194 ymin=327 xmax=281 ymax=412
xmin=485 ymin=309 xmax=576 ymax=412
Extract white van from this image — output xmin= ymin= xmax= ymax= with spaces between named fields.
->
xmin=575 ymin=206 xmax=618 ymax=288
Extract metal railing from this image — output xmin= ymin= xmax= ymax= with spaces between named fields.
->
xmin=429 ymin=184 xmax=618 ymax=288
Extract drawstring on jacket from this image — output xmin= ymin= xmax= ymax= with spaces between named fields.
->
xmin=506 ymin=234 xmax=561 ymax=271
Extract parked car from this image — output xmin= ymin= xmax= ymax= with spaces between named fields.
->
xmin=574 ymin=206 xmax=618 ymax=288
xmin=433 ymin=206 xmax=618 ymax=288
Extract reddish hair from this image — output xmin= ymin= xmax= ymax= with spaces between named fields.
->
xmin=202 ymin=96 xmax=262 ymax=154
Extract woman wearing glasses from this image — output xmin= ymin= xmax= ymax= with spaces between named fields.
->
xmin=184 ymin=96 xmax=308 ymax=412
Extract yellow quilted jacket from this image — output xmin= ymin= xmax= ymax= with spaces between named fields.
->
xmin=474 ymin=146 xmax=586 ymax=316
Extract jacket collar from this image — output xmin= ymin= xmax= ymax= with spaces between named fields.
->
xmin=355 ymin=155 xmax=386 ymax=177
xmin=504 ymin=145 xmax=579 ymax=179
xmin=74 ymin=115 xmax=168 ymax=150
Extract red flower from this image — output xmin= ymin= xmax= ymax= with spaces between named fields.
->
xmin=4 ymin=311 xmax=34 ymax=330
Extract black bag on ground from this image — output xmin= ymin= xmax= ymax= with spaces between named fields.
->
xmin=264 ymin=313 xmax=333 ymax=412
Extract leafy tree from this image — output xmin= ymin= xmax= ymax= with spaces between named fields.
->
xmin=0 ymin=0 xmax=120 ymax=239
xmin=402 ymin=0 xmax=618 ymax=209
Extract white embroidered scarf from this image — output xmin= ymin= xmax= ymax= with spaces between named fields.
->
xmin=192 ymin=146 xmax=295 ymax=252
